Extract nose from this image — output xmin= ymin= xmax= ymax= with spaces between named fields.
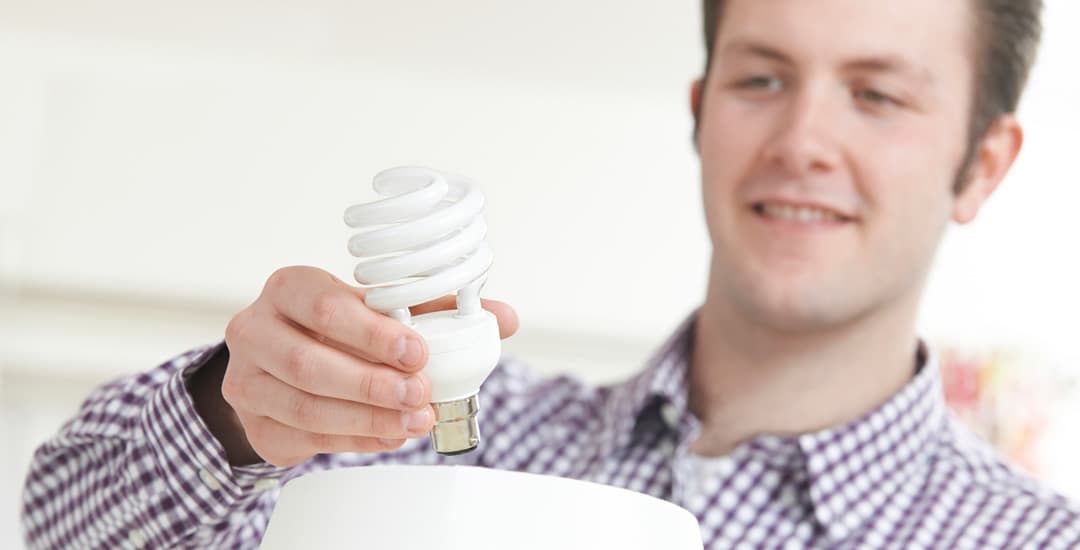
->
xmin=761 ymin=84 xmax=842 ymax=176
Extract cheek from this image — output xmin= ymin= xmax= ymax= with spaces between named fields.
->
xmin=857 ymin=141 xmax=956 ymax=270
xmin=853 ymin=116 xmax=964 ymax=215
xmin=699 ymin=103 xmax=764 ymax=197
xmin=871 ymin=175 xmax=952 ymax=241
xmin=827 ymin=113 xmax=963 ymax=269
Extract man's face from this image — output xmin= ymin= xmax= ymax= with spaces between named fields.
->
xmin=696 ymin=0 xmax=977 ymax=332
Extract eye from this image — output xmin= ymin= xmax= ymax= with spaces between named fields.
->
xmin=735 ymin=76 xmax=782 ymax=92
xmin=856 ymin=88 xmax=901 ymax=107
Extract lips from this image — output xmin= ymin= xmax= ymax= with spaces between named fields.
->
xmin=751 ymin=201 xmax=856 ymax=224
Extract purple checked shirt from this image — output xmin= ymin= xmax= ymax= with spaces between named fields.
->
xmin=21 ymin=313 xmax=1080 ymax=549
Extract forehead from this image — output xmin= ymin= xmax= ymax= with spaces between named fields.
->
xmin=716 ymin=0 xmax=976 ymax=79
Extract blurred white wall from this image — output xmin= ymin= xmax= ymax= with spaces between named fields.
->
xmin=0 ymin=1 xmax=1077 ymax=547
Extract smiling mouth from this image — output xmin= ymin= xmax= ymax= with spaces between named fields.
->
xmin=751 ymin=202 xmax=856 ymax=224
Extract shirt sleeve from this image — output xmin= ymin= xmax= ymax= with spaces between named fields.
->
xmin=20 ymin=342 xmax=540 ymax=549
xmin=20 ymin=342 xmax=294 ymax=549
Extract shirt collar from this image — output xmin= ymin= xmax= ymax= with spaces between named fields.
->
xmin=797 ymin=341 xmax=946 ymax=541
xmin=606 ymin=310 xmax=949 ymax=543
xmin=603 ymin=309 xmax=698 ymax=454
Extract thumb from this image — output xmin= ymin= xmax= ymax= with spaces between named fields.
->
xmin=409 ymin=296 xmax=519 ymax=340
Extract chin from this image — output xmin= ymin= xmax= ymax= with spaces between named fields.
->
xmin=731 ymin=274 xmax=858 ymax=334
xmin=742 ymin=298 xmax=840 ymax=333
xmin=711 ymin=247 xmax=874 ymax=334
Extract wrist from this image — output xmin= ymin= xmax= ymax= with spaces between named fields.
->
xmin=187 ymin=345 xmax=262 ymax=466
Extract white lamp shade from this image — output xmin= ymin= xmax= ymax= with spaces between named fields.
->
xmin=260 ymin=465 xmax=704 ymax=549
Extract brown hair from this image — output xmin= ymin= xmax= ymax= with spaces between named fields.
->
xmin=698 ymin=0 xmax=1044 ymax=191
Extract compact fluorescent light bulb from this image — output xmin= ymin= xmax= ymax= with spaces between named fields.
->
xmin=344 ymin=166 xmax=501 ymax=455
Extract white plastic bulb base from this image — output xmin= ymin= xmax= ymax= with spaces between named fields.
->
xmin=410 ymin=308 xmax=501 ymax=455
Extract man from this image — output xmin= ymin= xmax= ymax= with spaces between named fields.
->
xmin=22 ymin=0 xmax=1080 ymax=548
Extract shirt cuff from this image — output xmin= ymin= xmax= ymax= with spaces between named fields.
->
xmin=138 ymin=342 xmax=294 ymax=524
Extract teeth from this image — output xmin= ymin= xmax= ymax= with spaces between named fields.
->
xmin=759 ymin=203 xmax=843 ymax=223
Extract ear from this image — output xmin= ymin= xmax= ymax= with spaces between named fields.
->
xmin=690 ymin=78 xmax=704 ymax=150
xmin=953 ymin=115 xmax=1024 ymax=224
xmin=690 ymin=78 xmax=704 ymax=123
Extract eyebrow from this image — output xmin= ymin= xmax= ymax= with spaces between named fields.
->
xmin=719 ymin=39 xmax=935 ymax=85
xmin=719 ymin=40 xmax=793 ymax=65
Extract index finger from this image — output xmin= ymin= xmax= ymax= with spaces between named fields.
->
xmin=260 ymin=266 xmax=428 ymax=372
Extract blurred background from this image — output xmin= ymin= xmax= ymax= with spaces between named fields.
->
xmin=0 ymin=0 xmax=1077 ymax=546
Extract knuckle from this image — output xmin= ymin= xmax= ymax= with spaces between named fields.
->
xmin=224 ymin=308 xmax=254 ymax=349
xmin=310 ymin=292 xmax=341 ymax=334
xmin=244 ymin=420 xmax=271 ymax=455
xmin=220 ymin=369 xmax=244 ymax=408
xmin=284 ymin=345 xmax=317 ymax=389
xmin=289 ymin=393 xmax=322 ymax=428
xmin=356 ymin=370 xmax=379 ymax=405
xmin=264 ymin=267 xmax=293 ymax=295
xmin=371 ymin=408 xmax=404 ymax=438
xmin=364 ymin=319 xmax=394 ymax=360
xmin=307 ymin=431 xmax=335 ymax=452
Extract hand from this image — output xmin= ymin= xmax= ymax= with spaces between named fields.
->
xmin=204 ymin=265 xmax=518 ymax=467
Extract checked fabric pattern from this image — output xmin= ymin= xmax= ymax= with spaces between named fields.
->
xmin=22 ymin=313 xmax=1080 ymax=549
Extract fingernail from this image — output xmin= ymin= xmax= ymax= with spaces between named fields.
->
xmin=396 ymin=337 xmax=423 ymax=368
xmin=402 ymin=407 xmax=433 ymax=433
xmin=397 ymin=377 xmax=425 ymax=407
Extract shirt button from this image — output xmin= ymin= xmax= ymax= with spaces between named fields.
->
xmin=128 ymin=528 xmax=147 ymax=548
xmin=254 ymin=478 xmax=279 ymax=491
xmin=660 ymin=402 xmax=680 ymax=428
xmin=199 ymin=468 xmax=222 ymax=491
xmin=777 ymin=487 xmax=798 ymax=507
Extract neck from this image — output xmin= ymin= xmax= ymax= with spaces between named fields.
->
xmin=687 ymin=279 xmax=922 ymax=457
